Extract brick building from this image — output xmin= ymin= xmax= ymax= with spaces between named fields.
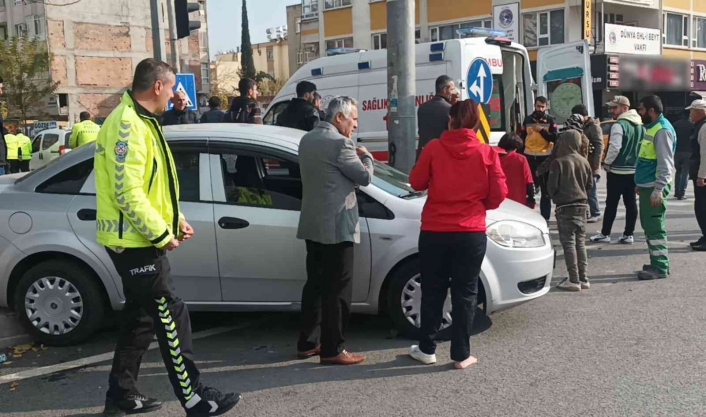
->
xmin=0 ymin=0 xmax=211 ymax=122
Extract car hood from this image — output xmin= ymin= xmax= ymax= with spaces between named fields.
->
xmin=405 ymin=196 xmax=549 ymax=234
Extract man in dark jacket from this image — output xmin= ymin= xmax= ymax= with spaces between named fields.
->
xmin=687 ymin=99 xmax=706 ymax=250
xmin=673 ymin=110 xmax=694 ymax=200
xmin=200 ymin=96 xmax=226 ymax=123
xmin=417 ymin=75 xmax=454 ymax=156
xmin=572 ymin=104 xmax=604 ymax=222
xmin=0 ymin=77 xmax=7 ymax=175
xmin=161 ymin=91 xmax=199 ymax=125
xmin=226 ymin=78 xmax=262 ymax=124
xmin=277 ymin=81 xmax=319 ymax=131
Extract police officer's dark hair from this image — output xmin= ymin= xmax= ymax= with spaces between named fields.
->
xmin=132 ymin=59 xmax=175 ymax=93
xmin=296 ymin=81 xmax=317 ymax=98
xmin=639 ymin=95 xmax=663 ymax=115
xmin=435 ymin=75 xmax=453 ymax=94
xmin=208 ymin=96 xmax=221 ymax=109
xmin=498 ymin=132 xmax=523 ymax=152
xmin=79 ymin=111 xmax=91 ymax=121
xmin=238 ymin=78 xmax=257 ymax=96
xmin=535 ymin=96 xmax=549 ymax=105
xmin=571 ymin=104 xmax=589 ymax=117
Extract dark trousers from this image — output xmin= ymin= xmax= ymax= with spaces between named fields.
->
xmin=7 ymin=160 xmax=21 ymax=174
xmin=675 ymin=152 xmax=691 ymax=198
xmin=19 ymin=161 xmax=30 ymax=172
xmin=695 ymin=181 xmax=706 ymax=238
xmin=601 ymin=172 xmax=638 ymax=237
xmin=298 ymin=240 xmax=354 ymax=358
xmin=418 ymin=231 xmax=486 ymax=362
xmin=526 ymin=155 xmax=551 ymax=220
xmin=106 ymin=247 xmax=200 ymax=407
xmin=588 ymin=174 xmax=601 ymax=217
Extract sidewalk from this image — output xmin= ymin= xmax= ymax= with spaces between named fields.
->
xmin=0 ymin=308 xmax=31 ymax=349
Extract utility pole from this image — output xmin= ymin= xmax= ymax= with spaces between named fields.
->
xmin=166 ymin=0 xmax=181 ymax=72
xmin=150 ymin=0 xmax=167 ymax=61
xmin=387 ymin=0 xmax=416 ymax=174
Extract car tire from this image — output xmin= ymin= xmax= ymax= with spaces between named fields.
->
xmin=387 ymin=259 xmax=486 ymax=340
xmin=14 ymin=260 xmax=105 ymax=346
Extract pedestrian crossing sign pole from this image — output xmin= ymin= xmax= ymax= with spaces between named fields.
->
xmin=476 ymin=104 xmax=491 ymax=144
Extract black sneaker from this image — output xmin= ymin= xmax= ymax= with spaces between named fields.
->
xmin=185 ymin=386 xmax=242 ymax=417
xmin=691 ymin=237 xmax=705 ymax=248
xmin=103 ymin=393 xmax=162 ymax=416
xmin=637 ymin=269 xmax=668 ymax=280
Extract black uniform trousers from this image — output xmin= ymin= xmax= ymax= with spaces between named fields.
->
xmin=297 ymin=240 xmax=354 ymax=358
xmin=525 ymin=154 xmax=551 ymax=220
xmin=418 ymin=231 xmax=487 ymax=362
xmin=106 ymin=247 xmax=201 ymax=407
xmin=7 ymin=160 xmax=21 ymax=174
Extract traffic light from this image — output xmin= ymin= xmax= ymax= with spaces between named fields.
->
xmin=174 ymin=0 xmax=201 ymax=39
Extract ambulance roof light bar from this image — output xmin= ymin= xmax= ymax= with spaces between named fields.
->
xmin=457 ymin=28 xmax=508 ymax=39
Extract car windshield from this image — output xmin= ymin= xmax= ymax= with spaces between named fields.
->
xmin=371 ymin=161 xmax=419 ymax=197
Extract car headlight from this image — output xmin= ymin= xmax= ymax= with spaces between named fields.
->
xmin=486 ymin=221 xmax=545 ymax=248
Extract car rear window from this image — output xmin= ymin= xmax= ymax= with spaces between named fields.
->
xmin=36 ymin=159 xmax=94 ymax=194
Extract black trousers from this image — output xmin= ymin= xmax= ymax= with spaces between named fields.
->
xmin=601 ymin=172 xmax=638 ymax=237
xmin=7 ymin=160 xmax=21 ymax=174
xmin=298 ymin=240 xmax=354 ymax=358
xmin=106 ymin=247 xmax=201 ymax=407
xmin=526 ymin=155 xmax=551 ymax=220
xmin=19 ymin=161 xmax=30 ymax=172
xmin=418 ymin=231 xmax=486 ymax=362
xmin=695 ymin=181 xmax=706 ymax=238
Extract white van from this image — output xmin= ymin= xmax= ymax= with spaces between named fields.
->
xmin=29 ymin=128 xmax=72 ymax=171
xmin=265 ymin=31 xmax=593 ymax=161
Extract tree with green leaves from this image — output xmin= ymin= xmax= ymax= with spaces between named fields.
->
xmin=239 ymin=0 xmax=256 ymax=81
xmin=0 ymin=35 xmax=58 ymax=124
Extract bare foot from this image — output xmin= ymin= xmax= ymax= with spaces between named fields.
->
xmin=454 ymin=356 xmax=478 ymax=369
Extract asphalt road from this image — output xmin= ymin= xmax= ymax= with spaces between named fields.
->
xmin=2 ymin=182 xmax=706 ymax=416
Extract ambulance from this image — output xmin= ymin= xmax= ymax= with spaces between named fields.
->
xmin=264 ymin=28 xmax=594 ymax=160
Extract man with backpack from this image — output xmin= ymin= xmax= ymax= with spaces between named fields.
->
xmin=276 ymin=81 xmax=320 ymax=132
xmin=226 ymin=78 xmax=262 ymax=124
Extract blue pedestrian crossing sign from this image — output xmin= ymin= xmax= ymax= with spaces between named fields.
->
xmin=168 ymin=73 xmax=198 ymax=111
xmin=466 ymin=58 xmax=493 ymax=104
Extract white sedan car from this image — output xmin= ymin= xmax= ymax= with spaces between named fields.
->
xmin=0 ymin=124 xmax=554 ymax=345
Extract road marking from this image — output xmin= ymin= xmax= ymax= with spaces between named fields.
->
xmin=0 ymin=322 xmax=256 ymax=385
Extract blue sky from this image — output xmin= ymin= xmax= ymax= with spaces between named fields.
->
xmin=208 ymin=0 xmax=295 ymax=58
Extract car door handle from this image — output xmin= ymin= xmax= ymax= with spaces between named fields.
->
xmin=218 ymin=217 xmax=249 ymax=230
xmin=77 ymin=209 xmax=96 ymax=221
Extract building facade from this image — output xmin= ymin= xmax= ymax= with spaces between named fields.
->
xmin=212 ymin=39 xmax=290 ymax=95
xmin=0 ymin=0 xmax=210 ymax=122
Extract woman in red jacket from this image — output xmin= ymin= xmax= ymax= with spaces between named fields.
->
xmin=408 ymin=99 xmax=508 ymax=369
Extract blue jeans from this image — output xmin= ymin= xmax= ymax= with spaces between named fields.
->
xmin=0 ymin=165 xmax=5 ymax=175
xmin=674 ymin=152 xmax=690 ymax=198
xmin=588 ymin=174 xmax=601 ymax=217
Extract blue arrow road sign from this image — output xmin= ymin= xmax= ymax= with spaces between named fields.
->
xmin=168 ymin=73 xmax=198 ymax=111
xmin=466 ymin=58 xmax=493 ymax=104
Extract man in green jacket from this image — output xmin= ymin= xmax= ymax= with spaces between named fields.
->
xmin=15 ymin=130 xmax=32 ymax=172
xmin=636 ymin=95 xmax=676 ymax=280
xmin=95 ymin=58 xmax=240 ymax=417
xmin=69 ymin=111 xmax=100 ymax=148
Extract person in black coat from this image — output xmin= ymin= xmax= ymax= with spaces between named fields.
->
xmin=417 ymin=75 xmax=454 ymax=155
xmin=200 ymin=96 xmax=226 ymax=123
xmin=161 ymin=91 xmax=199 ymax=125
xmin=276 ymin=81 xmax=320 ymax=132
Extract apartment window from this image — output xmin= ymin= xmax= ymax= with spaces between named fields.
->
xmin=302 ymin=0 xmax=318 ymax=16
xmin=0 ymin=24 xmax=6 ymax=41
xmin=296 ymin=18 xmax=301 ymax=34
xmin=32 ymin=15 xmax=45 ymax=37
xmin=199 ymin=31 xmax=208 ymax=51
xmin=326 ymin=37 xmax=353 ymax=50
xmin=664 ymin=13 xmax=689 ymax=47
xmin=201 ymin=63 xmax=210 ymax=85
xmin=430 ymin=20 xmax=492 ymax=42
xmin=14 ymin=23 xmax=27 ymax=36
xmin=372 ymin=33 xmax=387 ymax=50
xmin=523 ymin=9 xmax=564 ymax=47
xmin=298 ymin=42 xmax=319 ymax=64
xmin=14 ymin=0 xmax=21 ymax=5
xmin=267 ymin=48 xmax=274 ymax=61
xmin=324 ymin=0 xmax=350 ymax=10
xmin=694 ymin=16 xmax=706 ymax=49
xmin=268 ymin=70 xmax=275 ymax=78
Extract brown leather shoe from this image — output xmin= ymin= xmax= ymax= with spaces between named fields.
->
xmin=320 ymin=350 xmax=366 ymax=365
xmin=297 ymin=346 xmax=321 ymax=359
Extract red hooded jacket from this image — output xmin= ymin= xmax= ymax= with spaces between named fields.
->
xmin=410 ymin=128 xmax=508 ymax=232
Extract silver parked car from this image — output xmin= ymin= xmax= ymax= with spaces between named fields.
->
xmin=0 ymin=124 xmax=554 ymax=345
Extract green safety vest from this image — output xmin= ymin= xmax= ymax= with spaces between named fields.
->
xmin=635 ymin=116 xmax=677 ymax=188
xmin=95 ymin=91 xmax=182 ymax=249
xmin=69 ymin=120 xmax=100 ymax=148
xmin=16 ymin=134 xmax=32 ymax=160
xmin=5 ymin=134 xmax=20 ymax=160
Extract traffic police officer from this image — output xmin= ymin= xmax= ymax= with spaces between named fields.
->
xmin=4 ymin=128 xmax=20 ymax=173
xmin=69 ymin=111 xmax=100 ymax=148
xmin=15 ymin=129 xmax=32 ymax=172
xmin=95 ymin=58 xmax=241 ymax=417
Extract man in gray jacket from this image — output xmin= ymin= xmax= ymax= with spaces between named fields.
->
xmin=296 ymin=96 xmax=374 ymax=366
xmin=417 ymin=75 xmax=454 ymax=157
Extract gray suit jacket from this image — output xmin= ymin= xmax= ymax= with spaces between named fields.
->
xmin=297 ymin=122 xmax=374 ymax=244
xmin=417 ymin=95 xmax=451 ymax=152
